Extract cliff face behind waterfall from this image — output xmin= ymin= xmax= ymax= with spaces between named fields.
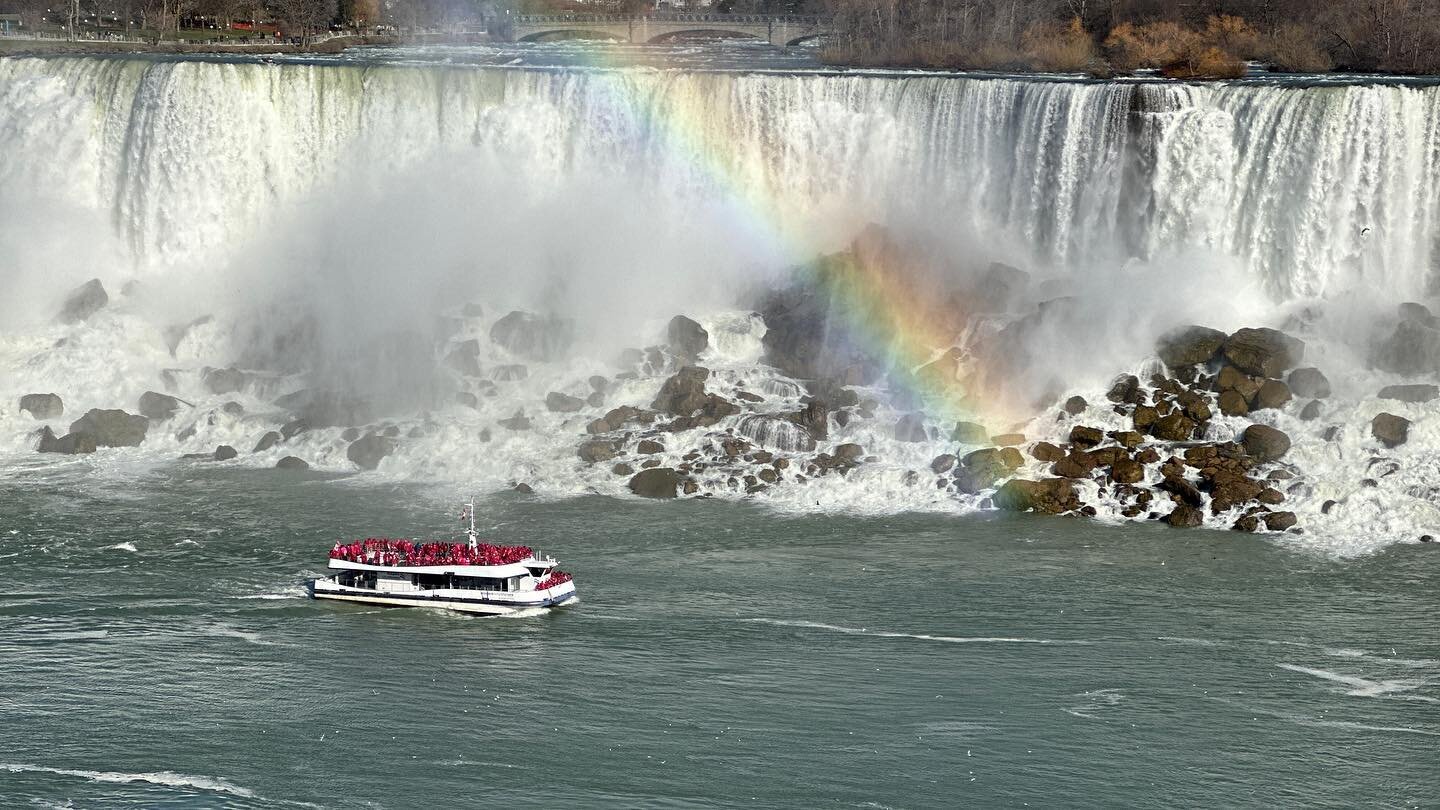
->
xmin=4 ymin=53 xmax=1440 ymax=554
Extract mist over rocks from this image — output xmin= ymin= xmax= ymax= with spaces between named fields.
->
xmin=57 ymin=279 xmax=108 ymax=324
xmin=19 ymin=394 xmax=63 ymax=420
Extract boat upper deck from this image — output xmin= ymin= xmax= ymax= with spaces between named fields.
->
xmin=328 ymin=538 xmax=555 ymax=574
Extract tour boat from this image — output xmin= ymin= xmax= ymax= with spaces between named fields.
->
xmin=308 ymin=502 xmax=577 ymax=615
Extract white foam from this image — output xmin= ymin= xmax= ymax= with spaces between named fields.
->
xmin=1277 ymin=663 xmax=1433 ymax=700
xmin=104 ymin=542 xmax=137 ymax=553
xmin=0 ymin=763 xmax=255 ymax=798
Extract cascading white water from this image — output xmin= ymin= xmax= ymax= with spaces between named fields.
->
xmin=4 ymin=52 xmax=1440 ymax=554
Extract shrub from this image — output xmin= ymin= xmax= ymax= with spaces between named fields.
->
xmin=1264 ymin=24 xmax=1334 ymax=73
xmin=1021 ymin=18 xmax=1101 ymax=74
xmin=1105 ymin=21 xmax=1198 ymax=71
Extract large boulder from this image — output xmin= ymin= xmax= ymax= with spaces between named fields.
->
xmin=1157 ymin=325 xmax=1227 ymax=368
xmin=545 ymin=392 xmax=586 ymax=413
xmin=253 ymin=431 xmax=282 ymax=453
xmin=1150 ymin=413 xmax=1196 ymax=442
xmin=1222 ymin=328 xmax=1305 ymax=378
xmin=1163 ymin=505 xmax=1205 ymax=528
xmin=1378 ymin=384 xmax=1439 ymax=403
xmin=490 ymin=310 xmax=573 ymax=362
xmin=1252 ymin=380 xmax=1292 ymax=411
xmin=652 ymin=366 xmax=712 ymax=416
xmin=213 ymin=445 xmax=238 ymax=461
xmin=57 ymin=279 xmax=108 ymax=323
xmin=993 ymin=478 xmax=1081 ymax=514
xmin=203 ymin=367 xmax=249 ymax=395
xmin=68 ymin=409 xmax=147 ymax=447
xmin=951 ymin=421 xmax=989 ymax=444
xmin=627 ymin=467 xmax=683 ymax=499
xmin=1288 ymin=368 xmax=1331 ymax=399
xmin=666 ymin=315 xmax=709 ymax=361
xmin=1373 ymin=315 xmax=1440 ymax=375
xmin=1372 ymin=413 xmax=1411 ymax=448
xmin=36 ymin=426 xmax=96 ymax=455
xmin=578 ymin=439 xmax=621 ymax=464
xmin=275 ymin=456 xmax=310 ymax=471
xmin=1240 ymin=424 xmax=1291 ymax=462
xmin=894 ymin=413 xmax=928 ymax=443
xmin=19 ymin=393 xmax=63 ymax=420
xmin=138 ymin=391 xmax=183 ymax=421
xmin=346 ymin=435 xmax=397 ymax=470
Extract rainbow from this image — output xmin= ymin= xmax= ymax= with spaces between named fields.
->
xmin=528 ymin=41 xmax=1019 ymax=434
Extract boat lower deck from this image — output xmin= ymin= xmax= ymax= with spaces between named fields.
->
xmin=309 ymin=579 xmax=577 ymax=615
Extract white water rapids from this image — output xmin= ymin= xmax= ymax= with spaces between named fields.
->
xmin=2 ymin=52 xmax=1440 ymax=554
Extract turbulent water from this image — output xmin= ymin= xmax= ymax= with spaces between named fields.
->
xmin=0 ymin=471 xmax=1436 ymax=807
xmin=4 ymin=45 xmax=1440 ymax=555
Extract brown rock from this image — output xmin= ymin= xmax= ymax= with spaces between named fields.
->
xmin=1031 ymin=442 xmax=1066 ymax=462
xmin=1240 ymin=425 xmax=1291 ymax=462
xmin=1223 ymin=327 xmax=1305 ymax=378
xmin=1164 ymin=505 xmax=1205 ymax=527
xmin=930 ymin=454 xmax=957 ymax=474
xmin=993 ymin=478 xmax=1081 ymax=514
xmin=1218 ymin=389 xmax=1250 ymax=417
xmin=1157 ymin=325 xmax=1227 ymax=368
xmin=1288 ymin=367 xmax=1331 ymax=399
xmin=1063 ymin=395 xmax=1088 ymax=415
xmin=1263 ymin=511 xmax=1297 ymax=531
xmin=1252 ymin=379 xmax=1292 ymax=411
xmin=1372 ymin=413 xmax=1410 ymax=448
xmin=1069 ymin=426 xmax=1104 ymax=449
xmin=1150 ymin=413 xmax=1197 ymax=442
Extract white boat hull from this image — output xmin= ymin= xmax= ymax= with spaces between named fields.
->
xmin=308 ymin=579 xmax=577 ymax=615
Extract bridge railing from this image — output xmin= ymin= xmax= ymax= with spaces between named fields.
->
xmin=513 ymin=13 xmax=824 ymax=26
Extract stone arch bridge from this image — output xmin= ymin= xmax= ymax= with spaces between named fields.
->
xmin=510 ymin=13 xmax=830 ymax=48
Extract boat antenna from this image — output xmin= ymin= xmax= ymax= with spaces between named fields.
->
xmin=463 ymin=498 xmax=478 ymax=549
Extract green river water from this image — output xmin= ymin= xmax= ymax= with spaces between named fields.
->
xmin=0 ymin=464 xmax=1435 ymax=808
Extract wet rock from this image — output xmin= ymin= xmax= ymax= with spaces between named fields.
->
xmin=894 ymin=413 xmax=928 ymax=443
xmin=281 ymin=419 xmax=309 ymax=440
xmin=136 ymin=391 xmax=182 ymax=421
xmin=930 ymin=454 xmax=957 ymax=474
xmin=273 ymin=389 xmax=371 ymax=428
xmin=275 ymin=456 xmax=309 ymax=471
xmin=499 ymin=412 xmax=532 ymax=431
xmin=58 ymin=279 xmax=108 ymax=324
xmin=637 ymin=439 xmax=664 ymax=455
xmin=213 ymin=445 xmax=237 ymax=461
xmin=493 ymin=364 xmax=529 ymax=382
xmin=791 ymin=400 xmax=830 ymax=442
xmin=834 ymin=443 xmax=865 ymax=463
xmin=1132 ymin=405 xmax=1159 ymax=430
xmin=973 ymin=262 xmax=1030 ymax=312
xmin=627 ymin=467 xmax=683 ymax=499
xmin=1135 ymin=447 xmax=1161 ymax=465
xmin=1150 ymin=413 xmax=1196 ymax=442
xmin=1111 ymin=430 xmax=1144 ymax=449
xmin=1159 ymin=475 xmax=1204 ymax=508
xmin=1157 ymin=325 xmax=1227 ymax=368
xmin=1288 ymin=368 xmax=1331 ymax=399
xmin=964 ymin=447 xmax=1023 ymax=473
xmin=202 ymin=367 xmax=248 ymax=396
xmin=1110 ymin=458 xmax=1145 ymax=484
xmin=456 ymin=392 xmax=479 ymax=409
xmin=68 ymin=409 xmax=147 ymax=447
xmin=478 ymin=427 xmax=492 ymax=443
xmin=1378 ymin=384 xmax=1439 ymax=403
xmin=666 ymin=315 xmax=709 ymax=361
xmin=1233 ymin=514 xmax=1260 ymax=533
xmin=652 ymin=366 xmax=714 ymax=416
xmin=545 ymin=392 xmax=586 ymax=413
xmin=1216 ymin=389 xmax=1249 ymax=417
xmin=612 ymin=462 xmax=635 ymax=477
xmin=1063 ymin=395 xmax=1088 ymax=415
xmin=1223 ymin=327 xmax=1305 ymax=378
xmin=991 ymin=433 xmax=1026 ymax=447
xmin=19 ymin=393 xmax=63 ymax=420
xmin=951 ymin=421 xmax=989 ymax=444
xmin=1179 ymin=392 xmax=1212 ymax=423
xmin=578 ymin=439 xmax=620 ymax=464
xmin=346 ymin=435 xmax=396 ymax=471
xmin=1052 ymin=451 xmax=1097 ymax=479
xmin=586 ymin=391 xmax=605 ymax=408
xmin=1253 ymin=379 xmax=1292 ymax=411
xmin=341 ymin=427 xmax=361 ymax=442
xmin=1163 ymin=505 xmax=1205 ymax=528
xmin=490 ymin=310 xmax=573 ymax=362
xmin=1069 ymin=425 xmax=1104 ymax=449
xmin=1371 ymin=413 xmax=1410 ymax=448
xmin=993 ymin=478 xmax=1081 ymax=514
xmin=253 ymin=431 xmax=282 ymax=453
xmin=1240 ymin=425 xmax=1291 ymax=462
xmin=1263 ymin=511 xmax=1297 ymax=531
xmin=1373 ymin=317 xmax=1440 ymax=375
xmin=1106 ymin=374 xmax=1141 ymax=405
xmin=37 ymin=426 xmax=96 ymax=454
xmin=1031 ymin=442 xmax=1066 ymax=462
xmin=1299 ymin=400 xmax=1322 ymax=421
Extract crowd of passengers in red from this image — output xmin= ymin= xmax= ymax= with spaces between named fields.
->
xmin=330 ymin=539 xmax=535 ymax=567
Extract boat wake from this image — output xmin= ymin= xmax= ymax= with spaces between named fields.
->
xmin=1277 ymin=663 xmax=1437 ymax=701
xmin=0 ymin=763 xmax=255 ymax=798
xmin=744 ymin=618 xmax=1088 ymax=645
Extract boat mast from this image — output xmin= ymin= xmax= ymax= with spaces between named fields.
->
xmin=465 ymin=498 xmax=478 ymax=549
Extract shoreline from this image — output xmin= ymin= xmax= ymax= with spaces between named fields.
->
xmin=0 ymin=35 xmax=398 ymax=58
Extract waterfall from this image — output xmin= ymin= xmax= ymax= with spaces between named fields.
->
xmin=3 ymin=56 xmax=1438 ymax=300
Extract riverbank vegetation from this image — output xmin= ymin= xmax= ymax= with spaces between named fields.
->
xmin=816 ymin=0 xmax=1440 ymax=76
